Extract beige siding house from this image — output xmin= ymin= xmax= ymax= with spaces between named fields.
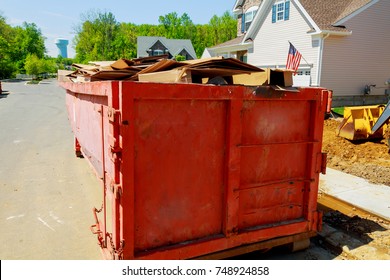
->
xmin=203 ymin=0 xmax=390 ymax=106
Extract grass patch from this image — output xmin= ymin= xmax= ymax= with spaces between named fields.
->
xmin=26 ymin=80 xmax=41 ymax=85
xmin=332 ymin=107 xmax=344 ymax=116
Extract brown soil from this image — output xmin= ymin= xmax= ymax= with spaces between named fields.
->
xmin=321 ymin=119 xmax=390 ymax=259
xmin=322 ymin=119 xmax=390 ymax=186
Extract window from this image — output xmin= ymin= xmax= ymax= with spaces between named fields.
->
xmin=241 ymin=6 xmax=258 ymax=33
xmin=296 ymin=70 xmax=311 ymax=76
xmin=153 ymin=49 xmax=164 ymax=56
xmin=272 ymin=0 xmax=290 ymax=23
xmin=276 ymin=2 xmax=285 ymax=21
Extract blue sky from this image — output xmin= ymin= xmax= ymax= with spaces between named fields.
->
xmin=0 ymin=0 xmax=236 ymax=58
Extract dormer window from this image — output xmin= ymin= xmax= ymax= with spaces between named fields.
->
xmin=153 ymin=49 xmax=164 ymax=56
xmin=272 ymin=0 xmax=290 ymax=23
xmin=241 ymin=6 xmax=258 ymax=33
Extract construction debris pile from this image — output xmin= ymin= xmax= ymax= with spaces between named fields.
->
xmin=61 ymin=55 xmax=294 ymax=87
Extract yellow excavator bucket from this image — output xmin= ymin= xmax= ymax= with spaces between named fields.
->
xmin=336 ymin=105 xmax=387 ymax=140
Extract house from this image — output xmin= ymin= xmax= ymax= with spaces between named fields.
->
xmin=137 ymin=36 xmax=197 ymax=60
xmin=203 ymin=0 xmax=390 ymax=106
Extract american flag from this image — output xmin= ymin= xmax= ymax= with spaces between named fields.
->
xmin=286 ymin=42 xmax=302 ymax=73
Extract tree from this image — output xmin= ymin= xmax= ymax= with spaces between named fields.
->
xmin=72 ymin=10 xmax=237 ymax=62
xmin=41 ymin=58 xmax=57 ymax=74
xmin=55 ymin=56 xmax=74 ymax=70
xmin=159 ymin=12 xmax=181 ymax=38
xmin=24 ymin=53 xmax=41 ymax=78
xmin=111 ymin=23 xmax=138 ymax=59
xmin=207 ymin=12 xmax=237 ymax=47
xmin=73 ymin=11 xmax=120 ymax=63
xmin=158 ymin=12 xmax=196 ymax=39
xmin=174 ymin=55 xmax=186 ymax=61
xmin=12 ymin=23 xmax=46 ymax=63
xmin=218 ymin=11 xmax=237 ymax=43
xmin=25 ymin=54 xmax=58 ymax=79
xmin=192 ymin=24 xmax=212 ymax=58
xmin=1 ymin=21 xmax=47 ymax=74
xmin=0 ymin=14 xmax=16 ymax=78
xmin=136 ymin=24 xmax=164 ymax=37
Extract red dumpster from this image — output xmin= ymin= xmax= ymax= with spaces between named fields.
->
xmin=61 ymin=81 xmax=329 ymax=260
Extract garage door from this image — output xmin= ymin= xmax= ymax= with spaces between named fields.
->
xmin=293 ymin=69 xmax=311 ymax=87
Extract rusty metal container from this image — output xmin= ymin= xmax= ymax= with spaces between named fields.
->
xmin=61 ymin=81 xmax=329 ymax=259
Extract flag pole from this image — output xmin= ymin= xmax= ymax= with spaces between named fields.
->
xmin=288 ymin=41 xmax=312 ymax=68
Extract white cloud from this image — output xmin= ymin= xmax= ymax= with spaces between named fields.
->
xmin=41 ymin=11 xmax=78 ymax=22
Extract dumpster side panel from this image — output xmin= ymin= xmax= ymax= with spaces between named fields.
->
xmin=64 ymin=82 xmax=120 ymax=184
xmin=237 ymin=100 xmax=313 ymax=228
xmin=133 ymin=99 xmax=227 ymax=251
xmin=66 ymin=92 xmax=108 ymax=178
xmin=117 ymin=83 xmax=328 ymax=259
xmin=241 ymin=100 xmax=312 ymax=144
xmin=238 ymin=181 xmax=305 ymax=228
xmin=64 ymin=82 xmax=121 ymax=257
xmin=62 ymin=81 xmax=329 ymax=260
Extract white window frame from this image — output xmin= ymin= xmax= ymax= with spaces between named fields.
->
xmin=272 ymin=0 xmax=290 ymax=23
xmin=276 ymin=1 xmax=285 ymax=22
xmin=153 ymin=49 xmax=164 ymax=56
xmin=244 ymin=6 xmax=258 ymax=32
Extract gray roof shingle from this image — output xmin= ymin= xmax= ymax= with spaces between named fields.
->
xmin=137 ymin=36 xmax=197 ymax=59
xmin=209 ymin=35 xmax=246 ymax=49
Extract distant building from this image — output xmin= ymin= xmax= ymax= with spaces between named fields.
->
xmin=55 ymin=38 xmax=69 ymax=58
xmin=137 ymin=36 xmax=197 ymax=60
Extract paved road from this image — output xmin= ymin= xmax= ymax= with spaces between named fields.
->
xmin=0 ymin=80 xmax=102 ymax=259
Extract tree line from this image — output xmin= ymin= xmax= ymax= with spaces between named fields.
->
xmin=0 ymin=10 xmax=237 ymax=79
xmin=0 ymin=13 xmax=73 ymax=79
xmin=74 ymin=11 xmax=237 ymax=63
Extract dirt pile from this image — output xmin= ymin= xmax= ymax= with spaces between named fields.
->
xmin=322 ymin=119 xmax=390 ymax=186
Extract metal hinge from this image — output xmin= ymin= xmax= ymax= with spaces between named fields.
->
xmin=107 ymin=107 xmax=120 ymax=123
xmin=109 ymin=148 xmax=122 ymax=165
xmin=110 ymin=182 xmax=122 ymax=199
xmin=317 ymin=152 xmax=327 ymax=175
xmin=321 ymin=152 xmax=327 ymax=175
xmin=311 ymin=210 xmax=323 ymax=232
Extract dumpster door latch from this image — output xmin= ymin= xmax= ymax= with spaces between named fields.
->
xmin=107 ymin=108 xmax=120 ymax=123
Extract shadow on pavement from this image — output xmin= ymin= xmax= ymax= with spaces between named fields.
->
xmin=0 ymin=91 xmax=10 ymax=99
xmin=322 ymin=210 xmax=387 ymax=245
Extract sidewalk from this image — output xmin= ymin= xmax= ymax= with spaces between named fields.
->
xmin=320 ymin=168 xmax=390 ymax=221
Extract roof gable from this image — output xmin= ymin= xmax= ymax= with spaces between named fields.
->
xmin=137 ymin=36 xmax=197 ymax=59
xmin=233 ymin=0 xmax=245 ymax=12
xmin=244 ymin=0 xmax=377 ymax=40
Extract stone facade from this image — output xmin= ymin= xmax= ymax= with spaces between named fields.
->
xmin=236 ymin=0 xmax=263 ymax=36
